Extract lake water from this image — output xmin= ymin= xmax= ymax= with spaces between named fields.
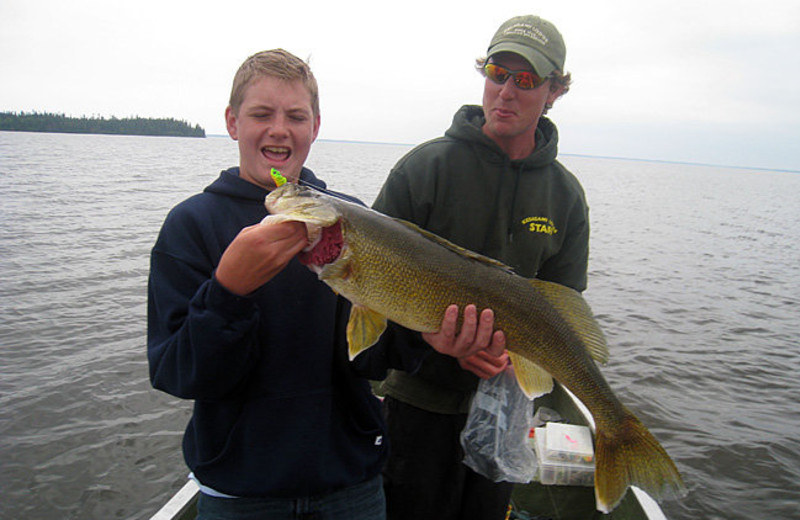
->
xmin=1 ymin=131 xmax=798 ymax=519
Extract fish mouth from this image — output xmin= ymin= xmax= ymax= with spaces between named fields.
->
xmin=298 ymin=220 xmax=343 ymax=268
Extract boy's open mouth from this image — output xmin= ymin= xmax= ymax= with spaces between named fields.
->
xmin=262 ymin=146 xmax=290 ymax=162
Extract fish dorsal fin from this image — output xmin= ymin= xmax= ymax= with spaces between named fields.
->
xmin=529 ymin=279 xmax=609 ymax=364
xmin=393 ymin=218 xmax=515 ymax=273
xmin=346 ymin=304 xmax=388 ymax=360
xmin=508 ymin=351 xmax=554 ymax=399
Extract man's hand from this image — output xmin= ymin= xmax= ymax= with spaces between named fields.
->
xmin=215 ymin=221 xmax=308 ymax=296
xmin=423 ymin=304 xmax=510 ymax=379
xmin=458 ymin=349 xmax=509 ymax=379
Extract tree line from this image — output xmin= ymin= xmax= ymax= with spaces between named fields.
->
xmin=0 ymin=111 xmax=206 ymax=138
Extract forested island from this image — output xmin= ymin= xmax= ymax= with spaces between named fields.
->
xmin=0 ymin=111 xmax=205 ymax=138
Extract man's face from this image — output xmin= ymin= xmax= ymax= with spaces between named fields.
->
xmin=225 ymin=76 xmax=320 ymax=189
xmin=481 ymin=52 xmax=561 ymax=156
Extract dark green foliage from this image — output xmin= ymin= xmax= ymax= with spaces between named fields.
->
xmin=0 ymin=111 xmax=206 ymax=138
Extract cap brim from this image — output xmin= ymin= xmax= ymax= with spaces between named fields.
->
xmin=488 ymin=42 xmax=557 ymax=77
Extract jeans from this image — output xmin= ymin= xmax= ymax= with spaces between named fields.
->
xmin=196 ymin=475 xmax=386 ymax=520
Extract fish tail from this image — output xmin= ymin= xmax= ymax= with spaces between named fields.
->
xmin=594 ymin=409 xmax=687 ymax=513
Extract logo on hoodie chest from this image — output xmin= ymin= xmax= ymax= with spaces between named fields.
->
xmin=521 ymin=216 xmax=558 ymax=236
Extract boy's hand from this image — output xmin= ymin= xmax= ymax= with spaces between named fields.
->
xmin=215 ymin=221 xmax=307 ymax=296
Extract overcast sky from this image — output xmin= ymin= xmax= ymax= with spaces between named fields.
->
xmin=2 ymin=0 xmax=798 ymax=171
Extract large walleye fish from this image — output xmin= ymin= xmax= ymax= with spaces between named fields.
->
xmin=263 ymin=183 xmax=685 ymax=512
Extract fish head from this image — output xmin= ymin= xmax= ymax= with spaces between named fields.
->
xmin=263 ymin=183 xmax=346 ymax=274
xmin=264 ymin=183 xmax=340 ymax=228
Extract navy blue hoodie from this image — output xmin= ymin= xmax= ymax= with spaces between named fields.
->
xmin=148 ymin=167 xmax=422 ymax=497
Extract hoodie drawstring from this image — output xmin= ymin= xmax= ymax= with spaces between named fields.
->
xmin=507 ymin=162 xmax=523 ymax=244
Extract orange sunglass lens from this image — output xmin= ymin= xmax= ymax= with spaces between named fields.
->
xmin=485 ymin=64 xmax=542 ymax=90
xmin=515 ymin=73 xmax=535 ymax=89
xmin=485 ymin=64 xmax=507 ymax=82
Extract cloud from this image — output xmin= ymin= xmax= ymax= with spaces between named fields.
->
xmin=1 ymin=0 xmax=798 ymax=170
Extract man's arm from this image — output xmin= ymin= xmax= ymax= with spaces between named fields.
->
xmin=424 ymin=304 xmax=509 ymax=379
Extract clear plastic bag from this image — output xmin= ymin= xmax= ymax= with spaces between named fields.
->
xmin=460 ymin=366 xmax=537 ymax=483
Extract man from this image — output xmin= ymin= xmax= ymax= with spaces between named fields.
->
xmin=147 ymin=49 xmax=501 ymax=520
xmin=373 ymin=15 xmax=590 ymax=520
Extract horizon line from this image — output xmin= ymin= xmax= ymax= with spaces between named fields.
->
xmin=207 ymin=134 xmax=800 ymax=175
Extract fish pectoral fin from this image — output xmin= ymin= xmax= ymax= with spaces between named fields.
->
xmin=346 ymin=305 xmax=388 ymax=360
xmin=318 ymin=247 xmax=351 ymax=282
xmin=508 ymin=352 xmax=554 ymax=399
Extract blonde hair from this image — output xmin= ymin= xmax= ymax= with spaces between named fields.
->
xmin=229 ymin=49 xmax=320 ymax=117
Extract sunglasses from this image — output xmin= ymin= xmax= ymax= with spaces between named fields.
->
xmin=483 ymin=63 xmax=549 ymax=90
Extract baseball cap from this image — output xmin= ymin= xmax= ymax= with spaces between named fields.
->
xmin=487 ymin=15 xmax=566 ymax=77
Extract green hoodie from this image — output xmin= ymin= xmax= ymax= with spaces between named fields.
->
xmin=373 ymin=104 xmax=590 ymax=414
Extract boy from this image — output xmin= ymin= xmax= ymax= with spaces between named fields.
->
xmin=148 ymin=48 xmax=500 ymax=520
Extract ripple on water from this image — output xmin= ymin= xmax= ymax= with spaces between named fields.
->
xmin=3 ymin=137 xmax=800 ymax=519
